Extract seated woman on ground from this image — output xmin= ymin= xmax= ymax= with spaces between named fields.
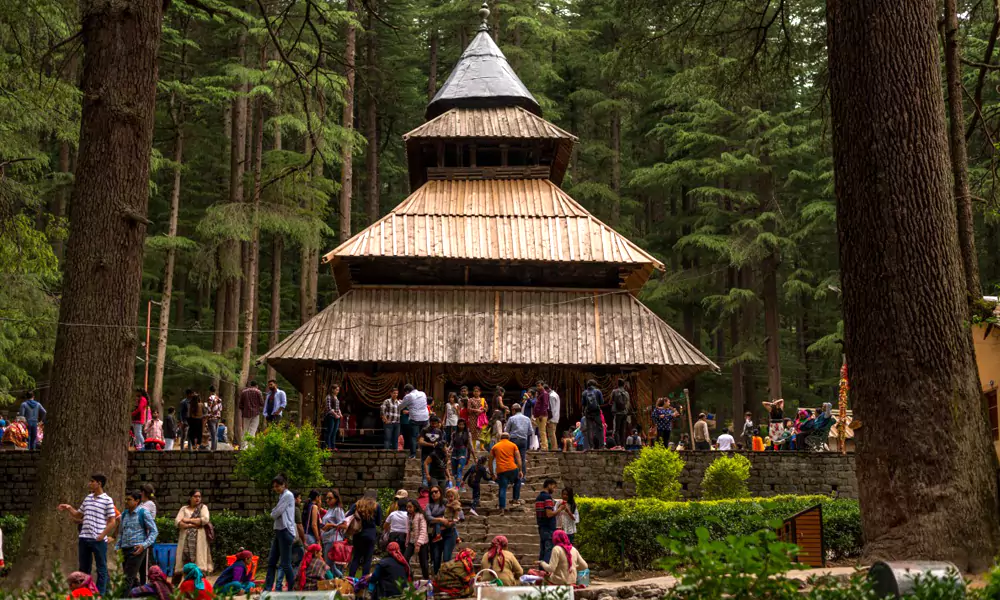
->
xmin=67 ymin=572 xmax=98 ymax=599
xmin=369 ymin=542 xmax=411 ymax=600
xmin=213 ymin=550 xmax=255 ymax=595
xmin=538 ymin=531 xmax=587 ymax=586
xmin=178 ymin=563 xmax=213 ymax=600
xmin=481 ymin=536 xmax=523 ymax=586
xmin=433 ymin=548 xmax=478 ymax=598
xmin=297 ymin=544 xmax=334 ymax=591
xmin=129 ymin=566 xmax=174 ymax=600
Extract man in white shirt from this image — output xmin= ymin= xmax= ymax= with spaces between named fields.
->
xmin=399 ymin=384 xmax=429 ymax=459
xmin=716 ymin=427 xmax=736 ymax=451
xmin=544 ymin=384 xmax=560 ymax=452
xmin=57 ymin=474 xmax=117 ymax=594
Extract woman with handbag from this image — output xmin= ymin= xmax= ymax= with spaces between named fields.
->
xmin=343 ymin=494 xmax=382 ymax=577
xmin=173 ymin=490 xmax=213 ymax=584
xmin=321 ymin=490 xmax=348 ymax=568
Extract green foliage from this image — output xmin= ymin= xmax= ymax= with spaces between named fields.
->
xmin=576 ymin=495 xmax=861 ymax=569
xmin=701 ymin=454 xmax=752 ymax=500
xmin=154 ymin=513 xmax=274 ymax=568
xmin=234 ymin=424 xmax=330 ymax=491
xmin=623 ymin=443 xmax=685 ymax=501
xmin=659 ymin=528 xmax=879 ymax=600
xmin=0 ymin=513 xmax=25 ymax=569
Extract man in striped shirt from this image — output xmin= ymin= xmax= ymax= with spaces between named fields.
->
xmin=57 ymin=474 xmax=117 ymax=594
xmin=239 ymin=381 xmax=264 ymax=439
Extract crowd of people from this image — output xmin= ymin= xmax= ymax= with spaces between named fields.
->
xmin=52 ymin=467 xmax=588 ymax=600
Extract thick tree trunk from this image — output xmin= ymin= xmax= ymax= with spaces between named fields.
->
xmin=762 ymin=251 xmax=782 ymax=400
xmin=826 ymin=0 xmax=1000 ymax=569
xmin=339 ymin=0 xmax=357 ymax=244
xmin=944 ymin=0 xmax=981 ymax=304
xmin=366 ymin=9 xmax=379 ymax=225
xmin=798 ymin=294 xmax=810 ymax=391
xmin=2 ymin=0 xmax=162 ymax=586
xmin=428 ymin=29 xmax=438 ymax=101
xmin=300 ymin=132 xmax=313 ymax=325
xmin=610 ymin=110 xmax=621 ymax=228
xmin=152 ymin=103 xmax=184 ymax=413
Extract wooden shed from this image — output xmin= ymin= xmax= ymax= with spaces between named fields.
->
xmin=263 ymin=8 xmax=717 ymax=442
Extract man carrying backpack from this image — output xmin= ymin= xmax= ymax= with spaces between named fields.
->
xmin=581 ymin=380 xmax=605 ymax=450
xmin=610 ymin=379 xmax=630 ymax=449
xmin=116 ymin=489 xmax=158 ymax=589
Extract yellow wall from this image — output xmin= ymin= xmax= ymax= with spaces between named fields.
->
xmin=973 ymin=324 xmax=1000 ymax=458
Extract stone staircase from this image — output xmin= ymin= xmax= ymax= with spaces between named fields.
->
xmin=400 ymin=451 xmax=563 ymax=570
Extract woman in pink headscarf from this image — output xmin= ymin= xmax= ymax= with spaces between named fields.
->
xmin=67 ymin=572 xmax=98 ymax=599
xmin=481 ymin=535 xmax=523 ymax=586
xmin=538 ymin=530 xmax=587 ymax=586
xmin=297 ymin=543 xmax=333 ymax=591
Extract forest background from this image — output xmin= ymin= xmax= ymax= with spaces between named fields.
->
xmin=4 ymin=0 xmax=1000 ymax=425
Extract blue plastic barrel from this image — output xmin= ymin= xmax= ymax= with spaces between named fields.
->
xmin=151 ymin=543 xmax=177 ymax=576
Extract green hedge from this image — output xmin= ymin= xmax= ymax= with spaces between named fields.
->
xmin=575 ymin=495 xmax=862 ymax=569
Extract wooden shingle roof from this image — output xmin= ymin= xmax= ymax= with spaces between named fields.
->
xmin=264 ymin=287 xmax=717 ymax=387
xmin=324 ymin=179 xmax=664 ymax=272
xmin=404 ymin=107 xmax=577 ymax=141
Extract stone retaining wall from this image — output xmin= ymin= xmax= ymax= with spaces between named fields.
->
xmin=0 ymin=449 xmax=856 ymax=516
xmin=559 ymin=450 xmax=857 ymax=500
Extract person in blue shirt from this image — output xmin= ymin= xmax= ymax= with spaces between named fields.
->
xmin=116 ymin=490 xmax=158 ymax=590
xmin=216 ymin=420 xmax=228 ymax=444
xmin=18 ymin=391 xmax=46 ymax=450
xmin=264 ymin=380 xmax=288 ymax=424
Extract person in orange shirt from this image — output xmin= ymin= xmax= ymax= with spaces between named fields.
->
xmin=489 ymin=433 xmax=523 ymax=516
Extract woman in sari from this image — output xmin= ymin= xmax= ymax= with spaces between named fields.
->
xmin=129 ymin=566 xmax=174 ymax=600
xmin=174 ymin=490 xmax=213 ymax=583
xmin=297 ymin=544 xmax=333 ymax=591
xmin=467 ymin=387 xmax=487 ymax=451
xmin=369 ymin=542 xmax=410 ymax=600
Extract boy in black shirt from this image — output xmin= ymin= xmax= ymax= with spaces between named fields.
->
xmin=462 ymin=456 xmax=492 ymax=516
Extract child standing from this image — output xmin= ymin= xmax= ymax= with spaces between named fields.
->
xmin=490 ymin=410 xmax=504 ymax=451
xmin=444 ymin=392 xmax=459 ymax=444
xmin=163 ymin=407 xmax=177 ymax=451
xmin=462 ymin=456 xmax=492 ymax=517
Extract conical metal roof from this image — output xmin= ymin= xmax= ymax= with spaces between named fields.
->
xmin=425 ymin=20 xmax=540 ymax=119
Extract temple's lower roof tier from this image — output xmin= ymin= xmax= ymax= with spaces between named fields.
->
xmin=263 ymin=286 xmax=717 ymax=375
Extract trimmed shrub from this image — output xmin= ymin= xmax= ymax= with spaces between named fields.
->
xmin=0 ymin=514 xmax=24 ymax=572
xmin=701 ymin=453 xmax=751 ymax=500
xmin=577 ymin=495 xmax=862 ymax=569
xmin=234 ymin=423 xmax=330 ymax=491
xmin=622 ymin=443 xmax=685 ymax=501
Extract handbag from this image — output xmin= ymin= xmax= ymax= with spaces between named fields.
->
xmin=197 ymin=505 xmax=215 ymax=545
xmin=328 ymin=541 xmax=353 ymax=564
xmin=344 ymin=514 xmax=362 ymax=538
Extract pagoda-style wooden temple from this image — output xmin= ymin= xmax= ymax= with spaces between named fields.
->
xmin=263 ymin=7 xmax=717 ymax=441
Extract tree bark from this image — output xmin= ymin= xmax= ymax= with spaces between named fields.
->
xmin=339 ymin=0 xmax=357 ymax=244
xmin=53 ymin=140 xmax=71 ymax=261
xmin=762 ymin=251 xmax=782 ymax=400
xmin=728 ymin=267 xmax=744 ymax=424
xmin=945 ymin=0 xmax=982 ymax=304
xmin=267 ymin=118 xmax=282 ymax=382
xmin=610 ymin=109 xmax=621 ymax=228
xmin=428 ymin=28 xmax=438 ymax=101
xmin=366 ymin=8 xmax=379 ymax=226
xmin=221 ymin=31 xmax=248 ymax=427
xmin=152 ymin=99 xmax=184 ymax=413
xmin=239 ymin=74 xmax=265 ymax=407
xmin=300 ymin=126 xmax=313 ymax=325
xmin=2 ymin=0 xmax=162 ymax=585
xmin=826 ymin=0 xmax=1000 ymax=570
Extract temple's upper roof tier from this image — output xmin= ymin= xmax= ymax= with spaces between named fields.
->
xmin=425 ymin=30 xmax=540 ymax=120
